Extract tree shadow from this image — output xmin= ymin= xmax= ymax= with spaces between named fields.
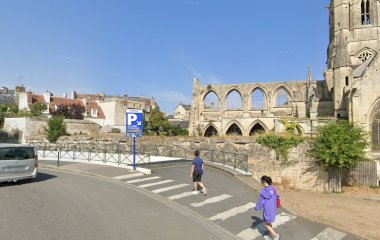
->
xmin=0 ymin=172 xmax=57 ymax=188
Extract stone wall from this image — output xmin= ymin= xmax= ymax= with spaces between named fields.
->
xmin=3 ymin=117 xmax=100 ymax=142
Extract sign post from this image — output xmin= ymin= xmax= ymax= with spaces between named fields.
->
xmin=126 ymin=109 xmax=143 ymax=171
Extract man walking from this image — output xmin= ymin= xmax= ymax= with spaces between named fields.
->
xmin=190 ymin=150 xmax=207 ymax=195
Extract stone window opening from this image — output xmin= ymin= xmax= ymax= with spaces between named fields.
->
xmin=361 ymin=0 xmax=371 ymax=25
xmin=204 ymin=125 xmax=218 ymax=137
xmin=226 ymin=123 xmax=242 ymax=136
xmin=345 ymin=76 xmax=349 ymax=86
xmin=275 ymin=88 xmax=290 ymax=107
xmin=226 ymin=90 xmax=243 ymax=110
xmin=203 ymin=91 xmax=220 ymax=111
xmin=251 ymin=89 xmax=265 ymax=110
xmin=372 ymin=109 xmax=380 ymax=152
xmin=249 ymin=123 xmax=265 ymax=136
xmin=357 ymin=49 xmax=374 ymax=62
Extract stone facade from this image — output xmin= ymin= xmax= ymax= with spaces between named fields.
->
xmin=189 ymin=0 xmax=380 ymax=155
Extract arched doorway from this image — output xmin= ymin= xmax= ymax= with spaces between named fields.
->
xmin=249 ymin=123 xmax=265 ymax=136
xmin=372 ymin=109 xmax=380 ymax=152
xmin=204 ymin=125 xmax=218 ymax=137
xmin=226 ymin=123 xmax=242 ymax=136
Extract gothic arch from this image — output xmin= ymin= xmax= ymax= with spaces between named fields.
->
xmin=248 ymin=120 xmax=268 ymax=136
xmin=368 ymin=98 xmax=380 ymax=152
xmin=225 ymin=88 xmax=244 ymax=110
xmin=225 ymin=121 xmax=244 ymax=136
xmin=202 ymin=90 xmax=221 ymax=111
xmin=273 ymin=86 xmax=292 ymax=107
xmin=250 ymin=87 xmax=267 ymax=110
xmin=204 ymin=124 xmax=220 ymax=137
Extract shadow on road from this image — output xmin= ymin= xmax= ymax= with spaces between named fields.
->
xmin=0 ymin=172 xmax=57 ymax=187
xmin=251 ymin=216 xmax=267 ymax=235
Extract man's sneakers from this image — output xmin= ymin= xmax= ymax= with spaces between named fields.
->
xmin=192 ymin=191 xmax=199 ymax=195
xmin=273 ymin=234 xmax=280 ymax=240
xmin=263 ymin=234 xmax=280 ymax=240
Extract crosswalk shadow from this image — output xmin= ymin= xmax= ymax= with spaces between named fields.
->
xmin=251 ymin=216 xmax=267 ymax=235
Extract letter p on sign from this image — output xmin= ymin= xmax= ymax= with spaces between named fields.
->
xmin=127 ymin=114 xmax=137 ymax=126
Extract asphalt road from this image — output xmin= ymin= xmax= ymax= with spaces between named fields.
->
xmin=0 ymin=169 xmax=235 ymax=240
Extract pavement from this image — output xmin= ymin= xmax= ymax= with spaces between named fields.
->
xmin=1 ymin=160 xmax=360 ymax=240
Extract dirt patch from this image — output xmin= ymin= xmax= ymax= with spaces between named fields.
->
xmin=280 ymin=188 xmax=380 ymax=240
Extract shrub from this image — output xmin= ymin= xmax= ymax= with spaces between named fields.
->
xmin=257 ymin=134 xmax=304 ymax=163
xmin=46 ymin=116 xmax=67 ymax=143
xmin=30 ymin=103 xmax=47 ymax=116
xmin=310 ymin=120 xmax=369 ymax=169
xmin=51 ymin=104 xmax=85 ymax=120
xmin=111 ymin=128 xmax=121 ymax=133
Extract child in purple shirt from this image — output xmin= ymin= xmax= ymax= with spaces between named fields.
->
xmin=255 ymin=175 xmax=280 ymax=240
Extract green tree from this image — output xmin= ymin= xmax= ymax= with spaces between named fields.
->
xmin=30 ymin=103 xmax=47 ymax=116
xmin=167 ymin=124 xmax=189 ymax=136
xmin=46 ymin=116 xmax=67 ymax=143
xmin=310 ymin=121 xmax=369 ymax=192
xmin=0 ymin=104 xmax=19 ymax=128
xmin=147 ymin=108 xmax=169 ymax=135
xmin=51 ymin=104 xmax=85 ymax=120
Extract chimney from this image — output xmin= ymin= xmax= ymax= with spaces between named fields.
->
xmin=71 ymin=90 xmax=77 ymax=99
xmin=43 ymin=91 xmax=52 ymax=104
xmin=15 ymin=85 xmax=25 ymax=94
xmin=63 ymin=93 xmax=67 ymax=99
xmin=0 ymin=87 xmax=8 ymax=95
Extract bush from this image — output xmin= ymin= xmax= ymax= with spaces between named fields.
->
xmin=310 ymin=120 xmax=369 ymax=169
xmin=257 ymin=134 xmax=305 ymax=163
xmin=51 ymin=104 xmax=85 ymax=120
xmin=46 ymin=116 xmax=67 ymax=143
xmin=167 ymin=124 xmax=189 ymax=136
xmin=111 ymin=128 xmax=121 ymax=133
xmin=30 ymin=103 xmax=47 ymax=116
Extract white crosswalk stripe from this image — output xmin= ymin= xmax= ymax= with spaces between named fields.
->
xmin=309 ymin=227 xmax=346 ymax=240
xmin=237 ymin=212 xmax=296 ymax=240
xmin=126 ymin=176 xmax=160 ymax=183
xmin=138 ymin=179 xmax=174 ymax=188
xmin=190 ymin=194 xmax=232 ymax=208
xmin=113 ymin=173 xmax=144 ymax=180
xmin=209 ymin=202 xmax=256 ymax=222
xmin=152 ymin=183 xmax=189 ymax=193
xmin=168 ymin=191 xmax=194 ymax=200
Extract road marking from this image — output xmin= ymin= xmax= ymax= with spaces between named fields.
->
xmin=126 ymin=176 xmax=160 ymax=183
xmin=309 ymin=227 xmax=346 ymax=240
xmin=138 ymin=180 xmax=175 ymax=188
xmin=209 ymin=202 xmax=256 ymax=222
xmin=168 ymin=191 xmax=194 ymax=200
xmin=113 ymin=173 xmax=144 ymax=180
xmin=152 ymin=183 xmax=190 ymax=193
xmin=237 ymin=212 xmax=296 ymax=240
xmin=190 ymin=194 xmax=232 ymax=208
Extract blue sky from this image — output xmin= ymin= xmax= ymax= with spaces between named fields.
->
xmin=0 ymin=0 xmax=330 ymax=113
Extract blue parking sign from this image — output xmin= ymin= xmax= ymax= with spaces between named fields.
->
xmin=126 ymin=109 xmax=143 ymax=138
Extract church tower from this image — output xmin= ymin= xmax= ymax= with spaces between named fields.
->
xmin=326 ymin=0 xmax=380 ymax=118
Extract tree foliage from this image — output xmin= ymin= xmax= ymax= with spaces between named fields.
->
xmin=0 ymin=104 xmax=19 ymax=128
xmin=51 ymin=104 xmax=85 ymax=120
xmin=310 ymin=121 xmax=369 ymax=169
xmin=280 ymin=117 xmax=302 ymax=135
xmin=147 ymin=108 xmax=169 ymax=135
xmin=257 ymin=134 xmax=304 ymax=163
xmin=46 ymin=116 xmax=67 ymax=143
xmin=167 ymin=124 xmax=189 ymax=136
xmin=30 ymin=103 xmax=47 ymax=116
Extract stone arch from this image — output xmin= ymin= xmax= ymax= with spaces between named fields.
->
xmin=250 ymin=87 xmax=267 ymax=110
xmin=249 ymin=120 xmax=267 ymax=136
xmin=225 ymin=88 xmax=244 ymax=110
xmin=274 ymin=86 xmax=292 ymax=107
xmin=369 ymin=99 xmax=380 ymax=152
xmin=204 ymin=124 xmax=219 ymax=137
xmin=203 ymin=90 xmax=220 ymax=111
xmin=225 ymin=121 xmax=244 ymax=136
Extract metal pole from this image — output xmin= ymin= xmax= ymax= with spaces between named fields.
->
xmin=57 ymin=148 xmax=60 ymax=167
xmin=133 ymin=137 xmax=136 ymax=171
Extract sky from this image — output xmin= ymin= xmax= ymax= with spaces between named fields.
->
xmin=0 ymin=0 xmax=330 ymax=113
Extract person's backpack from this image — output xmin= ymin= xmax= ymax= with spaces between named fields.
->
xmin=274 ymin=188 xmax=281 ymax=208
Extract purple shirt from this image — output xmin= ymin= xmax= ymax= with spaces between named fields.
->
xmin=255 ymin=185 xmax=279 ymax=223
xmin=192 ymin=157 xmax=203 ymax=172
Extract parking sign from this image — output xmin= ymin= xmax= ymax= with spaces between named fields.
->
xmin=126 ymin=109 xmax=143 ymax=138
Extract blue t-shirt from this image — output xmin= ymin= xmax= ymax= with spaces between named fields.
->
xmin=192 ymin=157 xmax=203 ymax=172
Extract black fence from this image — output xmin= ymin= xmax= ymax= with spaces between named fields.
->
xmin=30 ymin=142 xmax=249 ymax=172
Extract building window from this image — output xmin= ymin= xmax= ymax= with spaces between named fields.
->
xmin=361 ymin=0 xmax=371 ymax=25
xmin=91 ymin=108 xmax=98 ymax=118
xmin=251 ymin=88 xmax=265 ymax=110
xmin=356 ymin=48 xmax=375 ymax=62
xmin=226 ymin=90 xmax=243 ymax=110
xmin=345 ymin=76 xmax=349 ymax=86
xmin=275 ymin=88 xmax=290 ymax=107
xmin=203 ymin=91 xmax=220 ymax=111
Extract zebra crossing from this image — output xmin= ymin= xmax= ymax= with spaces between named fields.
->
xmin=111 ymin=171 xmax=351 ymax=240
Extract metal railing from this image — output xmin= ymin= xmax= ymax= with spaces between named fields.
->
xmin=30 ymin=142 xmax=249 ymax=172
xmin=30 ymin=142 xmax=150 ymax=167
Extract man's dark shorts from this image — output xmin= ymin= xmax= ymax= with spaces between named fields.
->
xmin=193 ymin=170 xmax=203 ymax=182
